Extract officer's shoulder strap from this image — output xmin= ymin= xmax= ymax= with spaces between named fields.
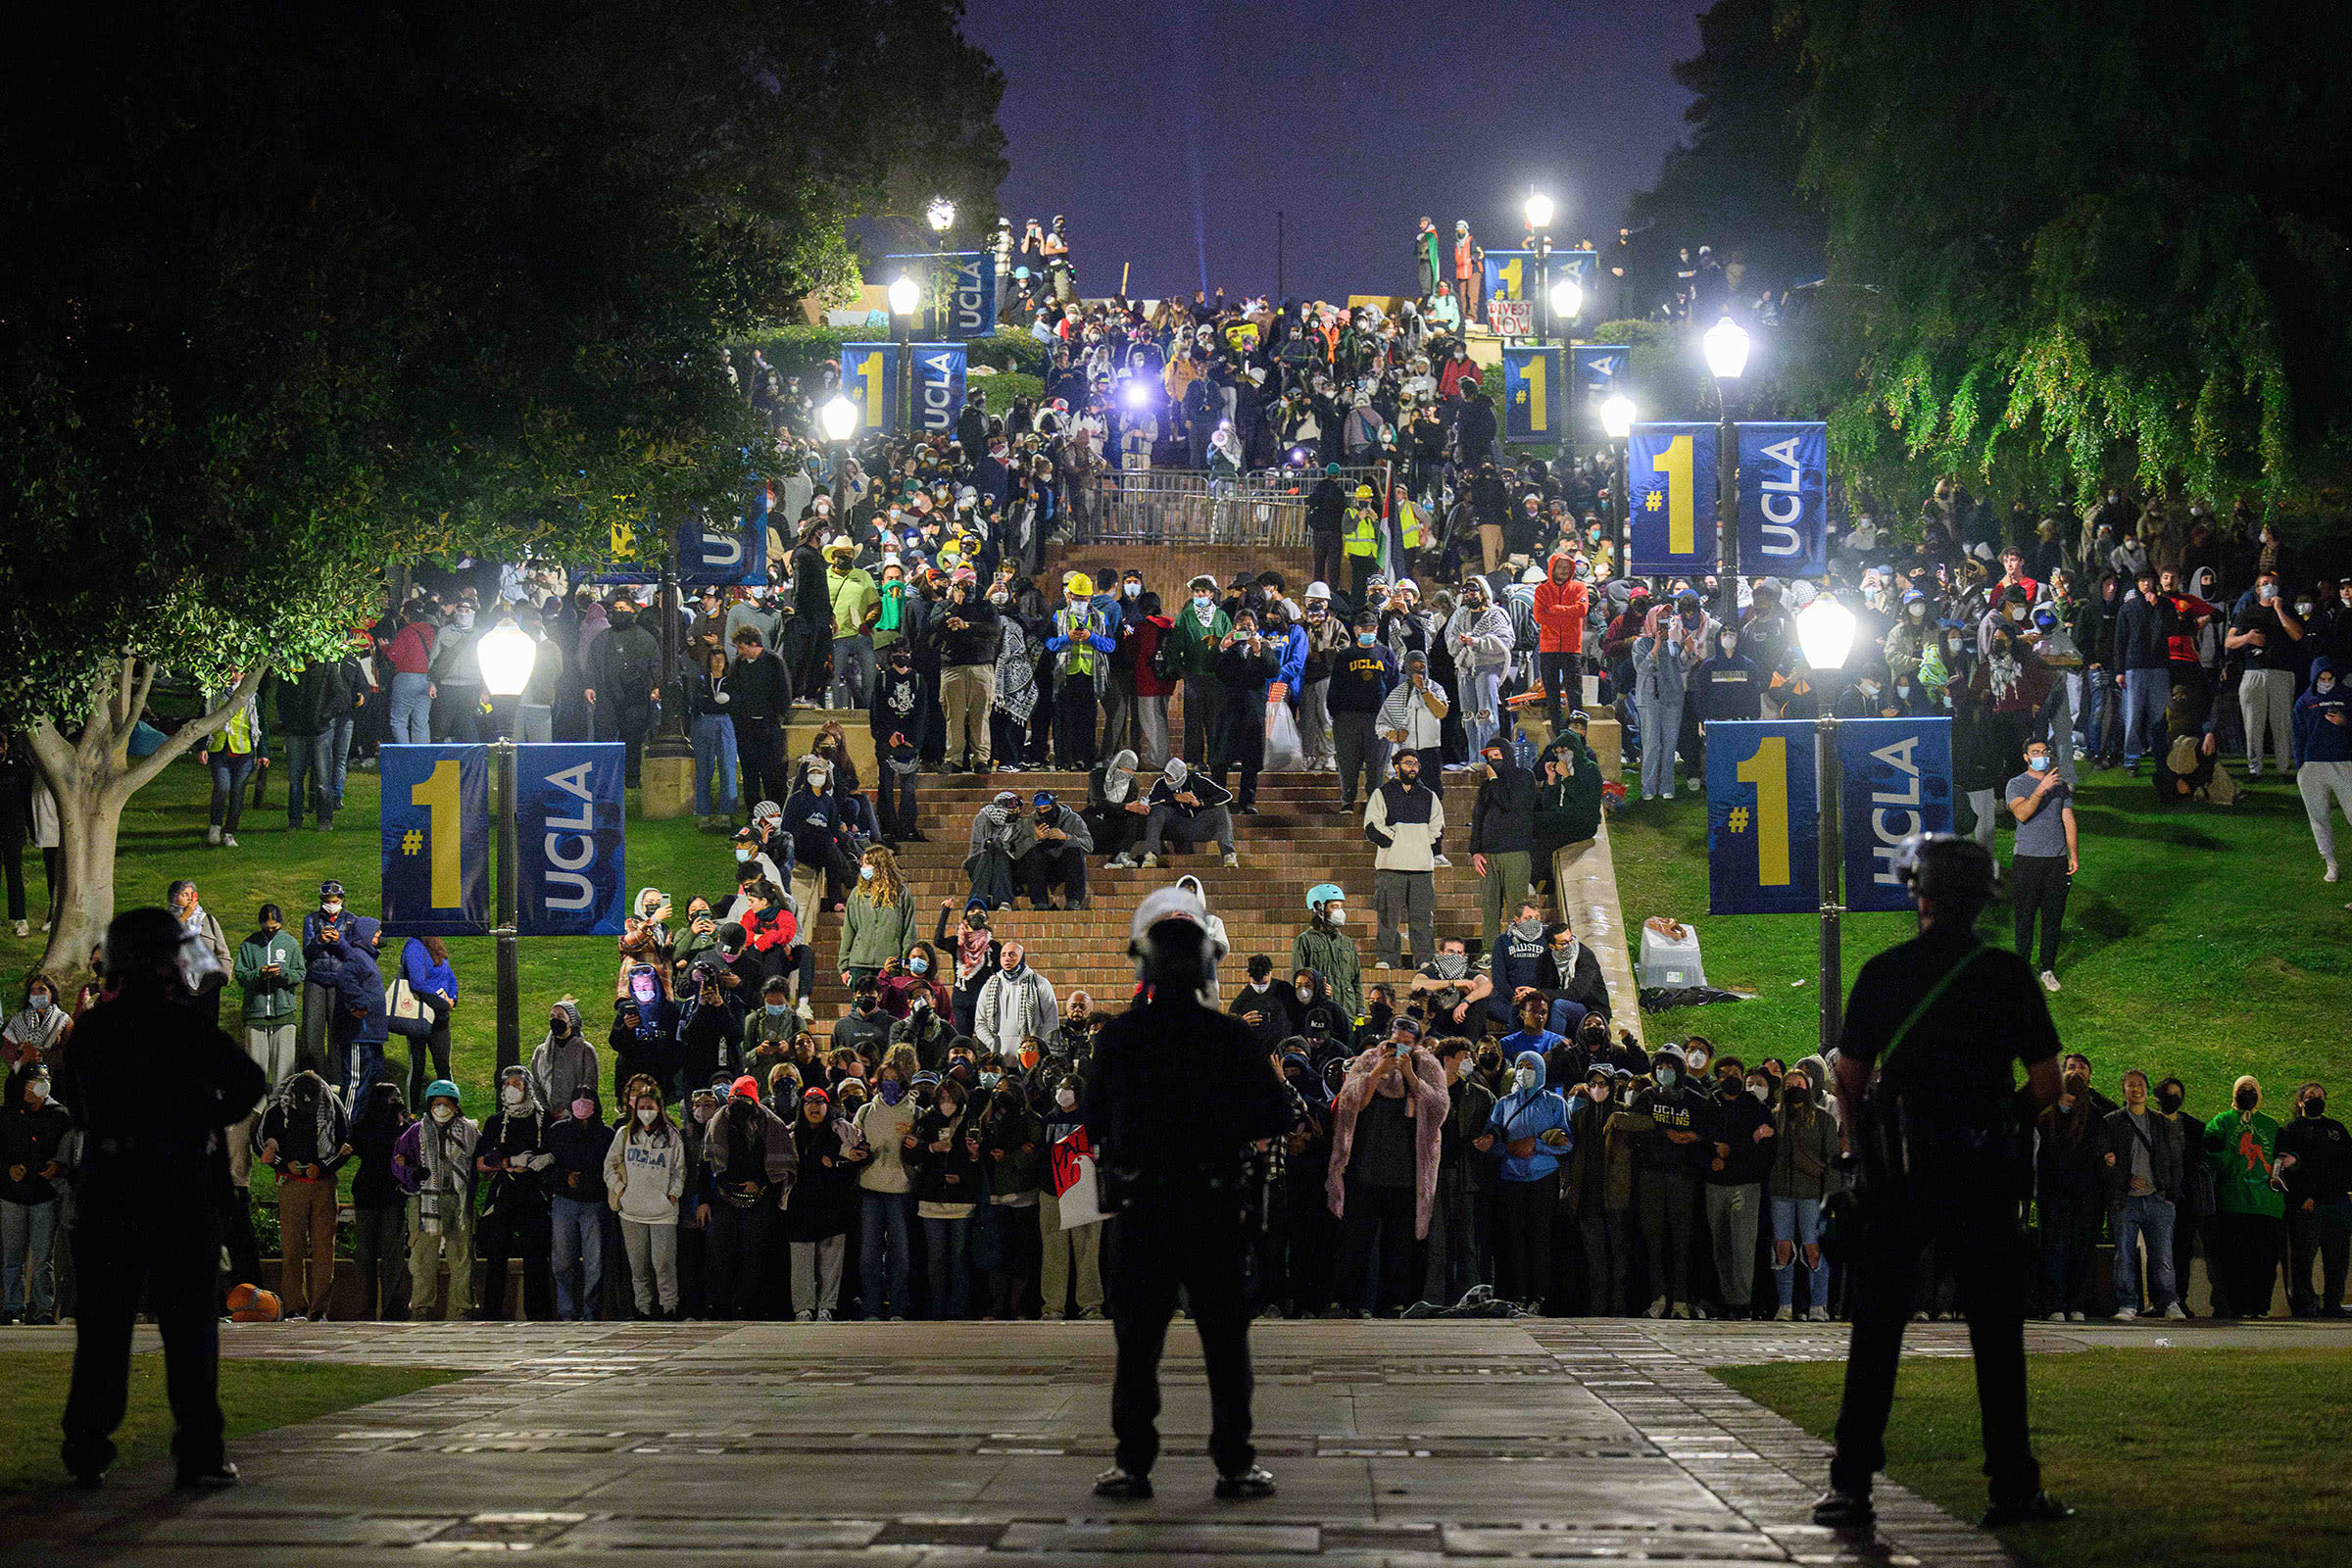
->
xmin=1876 ymin=942 xmax=1986 ymax=1079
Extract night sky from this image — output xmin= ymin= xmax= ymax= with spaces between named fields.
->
xmin=966 ymin=0 xmax=1703 ymax=307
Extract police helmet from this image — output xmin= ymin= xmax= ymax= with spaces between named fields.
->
xmin=1892 ymin=832 xmax=1996 ymax=909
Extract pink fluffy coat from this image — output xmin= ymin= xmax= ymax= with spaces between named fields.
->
xmin=1324 ymin=1045 xmax=1450 ymax=1240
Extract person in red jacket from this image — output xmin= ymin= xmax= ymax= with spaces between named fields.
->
xmin=1129 ymin=593 xmax=1178 ymax=769
xmin=1531 ymin=552 xmax=1590 ymax=734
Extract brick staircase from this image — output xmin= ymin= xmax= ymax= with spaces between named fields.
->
xmin=797 ymin=767 xmax=1518 ymax=1029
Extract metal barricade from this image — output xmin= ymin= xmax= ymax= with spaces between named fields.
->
xmin=1074 ymin=465 xmax=1390 ymax=548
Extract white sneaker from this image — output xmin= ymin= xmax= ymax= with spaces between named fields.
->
xmin=1645 ymin=1296 xmax=1667 ymax=1319
xmin=797 ymin=997 xmax=815 ymax=1025
xmin=206 ymin=825 xmax=222 ymax=846
xmin=220 ymin=832 xmax=239 ymax=849
xmin=1670 ymin=1303 xmax=1693 ymax=1320
xmin=2327 ymin=860 xmax=2340 ymax=884
xmin=2068 ymin=1310 xmax=2086 ymax=1322
xmin=1222 ymin=852 xmax=1240 ymax=868
xmin=1108 ymin=854 xmax=1138 ymax=869
xmin=1140 ymin=853 xmax=1159 ymax=867
xmin=1772 ymin=1304 xmax=1793 ymax=1322
xmin=2163 ymin=1303 xmax=2188 ymax=1320
xmin=10 ymin=920 xmax=24 ymax=939
xmin=2113 ymin=1306 xmax=2137 ymax=1322
xmin=794 ymin=1309 xmax=812 ymax=1323
xmin=815 ymin=1308 xmax=834 ymax=1322
xmin=1805 ymin=1306 xmax=1831 ymax=1323
xmin=2047 ymin=1311 xmax=2067 ymax=1323
xmin=1431 ymin=854 xmax=1452 ymax=867
xmin=2039 ymin=970 xmax=2061 ymax=993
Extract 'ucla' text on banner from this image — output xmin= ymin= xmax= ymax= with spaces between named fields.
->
xmin=1737 ymin=421 xmax=1828 ymax=578
xmin=1705 ymin=722 xmax=1821 ymax=915
xmin=516 ymin=744 xmax=628 ymax=937
xmin=1573 ymin=345 xmax=1628 ymax=409
xmin=379 ymin=745 xmax=490 ymax=936
xmin=1837 ymin=718 xmax=1954 ymax=912
xmin=911 ymin=342 xmax=966 ymax=436
xmin=1500 ymin=345 xmax=1561 ymax=443
xmin=949 ymin=252 xmax=995 ymax=336
xmin=1627 ymin=421 xmax=1720 ymax=575
xmin=838 ymin=342 xmax=898 ymax=435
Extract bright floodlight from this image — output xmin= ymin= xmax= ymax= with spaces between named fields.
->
xmin=1796 ymin=595 xmax=1857 ymax=672
xmin=1599 ymin=394 xmax=1637 ymax=440
xmin=1702 ymin=315 xmax=1751 ymax=380
xmin=1523 ymin=191 xmax=1554 ymax=230
xmin=925 ymin=196 xmax=956 ymax=233
xmin=887 ymin=274 xmax=920 ymax=316
xmin=1549 ymin=276 xmax=1583 ymax=319
xmin=820 ymin=394 xmax=858 ymax=442
xmin=1123 ymin=379 xmax=1151 ymax=409
xmin=476 ymin=620 xmax=538 ymax=697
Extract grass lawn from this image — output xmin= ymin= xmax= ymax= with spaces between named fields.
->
xmin=0 ymin=1348 xmax=466 ymax=1494
xmin=1608 ymin=771 xmax=2352 ymax=1106
xmin=1715 ymin=1349 xmax=2352 ymax=1568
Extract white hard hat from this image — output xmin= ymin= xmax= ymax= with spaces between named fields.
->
xmin=1305 ymin=581 xmax=1331 ymax=601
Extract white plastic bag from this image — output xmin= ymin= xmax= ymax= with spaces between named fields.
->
xmin=1263 ymin=698 xmax=1306 ymax=772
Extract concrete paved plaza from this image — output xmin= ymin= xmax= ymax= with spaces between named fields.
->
xmin=15 ymin=1314 xmax=2317 ymax=1566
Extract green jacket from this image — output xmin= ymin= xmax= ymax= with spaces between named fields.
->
xmin=2204 ymin=1107 xmax=2285 ymax=1217
xmin=233 ymin=927 xmax=307 ymax=1022
xmin=840 ymin=887 xmax=917 ymax=971
xmin=1535 ymin=735 xmax=1603 ymax=848
xmin=1165 ymin=602 xmax=1232 ymax=678
xmin=1290 ymin=921 xmax=1362 ymax=1020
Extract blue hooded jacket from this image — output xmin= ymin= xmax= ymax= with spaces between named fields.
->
xmin=331 ymin=916 xmax=389 ymax=1047
xmin=2295 ymin=657 xmax=2349 ymax=763
xmin=1484 ymin=1049 xmax=1572 ymax=1183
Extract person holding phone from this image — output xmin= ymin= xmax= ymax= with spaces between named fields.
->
xmin=1482 ymin=1048 xmax=1572 ymax=1312
xmin=232 ymin=902 xmax=304 ymax=1094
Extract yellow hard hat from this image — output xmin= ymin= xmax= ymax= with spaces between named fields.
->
xmin=1064 ymin=570 xmax=1095 ymax=597
xmin=1354 ymin=484 xmax=1374 ymax=499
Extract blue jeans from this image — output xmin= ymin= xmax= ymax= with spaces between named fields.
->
xmin=207 ymin=754 xmax=254 ymax=831
xmin=550 ymin=1193 xmax=605 ymax=1320
xmin=2112 ymin=1193 xmax=2178 ymax=1311
xmin=692 ymin=713 xmax=740 ymax=817
xmin=285 ymin=731 xmax=337 ymax=827
xmin=859 ymin=1190 xmax=915 ymax=1318
xmin=2121 ymin=667 xmax=2170 ymax=765
xmin=325 ymin=716 xmax=354 ymax=808
xmin=389 ymin=671 xmax=433 ymax=744
xmin=1464 ymin=667 xmax=1503 ymax=758
xmin=1771 ymin=1196 xmax=1828 ymax=1309
xmin=923 ymin=1213 xmax=971 ymax=1319
xmin=1 ymin=1199 xmax=60 ymax=1318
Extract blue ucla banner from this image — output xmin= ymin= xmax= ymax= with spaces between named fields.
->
xmin=592 ymin=493 xmax=771 ymax=588
xmin=1500 ymin=345 xmax=1562 ymax=443
xmin=910 ymin=342 xmax=966 ymax=436
xmin=515 ymin=743 xmax=628 ymax=937
xmin=380 ymin=745 xmax=490 ymax=937
xmin=1838 ymin=717 xmax=1953 ymax=913
xmin=1573 ymin=344 xmax=1628 ymax=407
xmin=1628 ymin=421 xmax=1719 ymax=575
xmin=1556 ymin=248 xmax=1597 ymax=288
xmin=1706 ymin=722 xmax=1821 ymax=915
xmin=1482 ymin=249 xmax=1532 ymax=305
xmin=948 ymin=251 xmax=996 ymax=336
xmin=1738 ymin=421 xmax=1829 ymax=578
xmin=838 ymin=342 xmax=898 ymax=435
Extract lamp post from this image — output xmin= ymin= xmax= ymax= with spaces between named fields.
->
xmin=887 ymin=273 xmax=920 ymax=435
xmin=1701 ymin=315 xmax=1750 ymax=636
xmin=1796 ymin=595 xmax=1857 ymax=1054
xmin=924 ymin=196 xmax=956 ymax=236
xmin=1600 ymin=393 xmax=1636 ymax=580
xmin=1523 ymin=190 xmax=1554 ymax=348
xmin=820 ymin=393 xmax=857 ymax=495
xmin=475 ymin=621 xmax=538 ymax=1072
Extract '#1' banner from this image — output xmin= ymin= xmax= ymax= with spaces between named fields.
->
xmin=838 ymin=342 xmax=898 ymax=435
xmin=1737 ymin=421 xmax=1828 ymax=579
xmin=910 ymin=342 xmax=966 ymax=436
xmin=1628 ymin=421 xmax=1719 ymax=576
xmin=1706 ymin=721 xmax=1820 ymax=915
xmin=380 ymin=745 xmax=489 ymax=936
xmin=515 ymin=743 xmax=628 ymax=936
xmin=1501 ymin=345 xmax=1561 ymax=443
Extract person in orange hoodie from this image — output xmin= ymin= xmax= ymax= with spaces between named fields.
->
xmin=1531 ymin=552 xmax=1591 ymax=734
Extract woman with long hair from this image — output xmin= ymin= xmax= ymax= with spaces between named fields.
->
xmin=839 ymin=845 xmax=915 ymax=998
xmin=391 ymin=934 xmax=458 ymax=1110
xmin=605 ymin=1074 xmax=687 ymax=1319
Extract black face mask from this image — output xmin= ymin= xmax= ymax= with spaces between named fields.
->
xmin=2305 ymin=1097 xmax=2328 ymax=1119
xmin=2236 ymin=1090 xmax=2260 ymax=1112
xmin=2156 ymin=1089 xmax=2183 ymax=1115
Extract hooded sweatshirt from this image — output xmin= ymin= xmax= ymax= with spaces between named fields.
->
xmin=258 ymin=1071 xmax=350 ymax=1176
xmin=604 ymin=1113 xmax=689 ymax=1223
xmin=1486 ymin=1051 xmax=1573 ymax=1183
xmin=529 ymin=1000 xmax=598 ymax=1113
xmin=1531 ymin=553 xmax=1589 ymax=655
xmin=2294 ymin=658 xmax=2349 ymax=763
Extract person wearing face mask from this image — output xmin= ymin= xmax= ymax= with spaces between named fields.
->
xmin=1205 ymin=609 xmax=1278 ymax=813
xmin=585 ymin=593 xmax=662 ymax=785
xmin=820 ymin=541 xmax=882 ymax=711
xmin=2 ymin=971 xmax=70 ymax=1070
xmin=1811 ymin=833 xmax=2068 ymax=1531
xmin=839 ymin=845 xmax=917 ymax=995
xmin=1329 ymin=609 xmax=1397 ymax=813
xmin=977 ymin=1071 xmax=1047 ymax=1319
xmin=2274 ymin=1081 xmax=2350 ymax=1318
xmin=391 ymin=1080 xmax=477 ymax=1320
xmin=2290 ymin=657 xmax=2350 ymax=885
xmin=424 ymin=595 xmax=486 ymax=744
xmin=1531 ymin=549 xmax=1592 ymax=736
xmin=545 ymin=1087 xmax=612 ymax=1321
xmin=1630 ymin=1046 xmax=1706 ymax=1319
xmin=2228 ymin=568 xmax=2306 ymax=780
xmin=1043 ymin=570 xmax=1115 ymax=770
xmin=2112 ymin=566 xmax=2179 ymax=773
xmin=704 ymin=1074 xmax=797 ymax=1320
xmin=1693 ymin=623 xmax=1764 ymax=723
xmin=852 ymin=1045 xmax=922 ymax=1320
xmin=935 ymin=570 xmax=1003 ymax=773
xmin=1167 ymin=574 xmax=1235 ymax=765
xmin=529 ymin=999 xmax=598 ymax=1118
xmin=1764 ymin=1068 xmax=1838 ymax=1322
xmin=1364 ymin=750 xmax=1444 ymax=971
xmin=1632 ymin=596 xmax=1702 ymax=802
xmin=908 ymin=1077 xmax=984 ymax=1319
xmin=1033 ymin=1064 xmax=1105 ymax=1321
xmin=1477 ymin=1046 xmax=1572 ymax=1312
xmin=2004 ymin=739 xmax=2079 ymax=993
xmin=2096 ymin=1068 xmax=2185 ymax=1322
xmin=783 ymin=1085 xmax=864 ymax=1321
xmin=1695 ymin=1056 xmax=1772 ymax=1321
xmin=1229 ymin=956 xmax=1292 ymax=1052
xmin=2032 ymin=1060 xmax=2107 ymax=1323
xmin=342 ymin=1080 xmax=413 ymax=1321
xmin=2203 ymin=1075 xmax=2286 ymax=1319
xmin=1560 ymin=1066 xmax=1630 ymax=1315
xmin=472 ymin=1064 xmax=557 ymax=1321
xmin=1291 ymin=884 xmax=1362 ymax=1021
xmin=1 ymin=1062 xmax=74 ymax=1326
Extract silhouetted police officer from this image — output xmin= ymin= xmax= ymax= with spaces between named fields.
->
xmin=57 ymin=906 xmax=267 ymax=1489
xmin=1814 ymin=836 xmax=2073 ymax=1531
xmin=1087 ymin=886 xmax=1289 ymax=1501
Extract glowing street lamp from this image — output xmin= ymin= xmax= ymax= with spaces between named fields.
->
xmin=1522 ymin=190 xmax=1554 ymax=232
xmin=1796 ymin=595 xmax=1858 ymax=673
xmin=475 ymin=621 xmax=539 ymax=1070
xmin=887 ymin=274 xmax=921 ymax=317
xmin=1702 ymin=314 xmax=1752 ymax=634
xmin=1548 ymin=276 xmax=1583 ymax=321
xmin=925 ymin=196 xmax=956 ymax=234
xmin=1702 ymin=315 xmax=1751 ymax=381
xmin=820 ymin=394 xmax=858 ymax=443
xmin=1598 ymin=394 xmax=1637 ymax=441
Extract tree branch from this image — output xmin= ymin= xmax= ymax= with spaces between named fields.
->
xmin=116 ymin=661 xmax=273 ymax=800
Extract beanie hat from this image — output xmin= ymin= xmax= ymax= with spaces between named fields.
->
xmin=730 ymin=1075 xmax=760 ymax=1101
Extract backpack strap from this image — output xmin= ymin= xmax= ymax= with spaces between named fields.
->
xmin=1874 ymin=944 xmax=1985 ymax=1079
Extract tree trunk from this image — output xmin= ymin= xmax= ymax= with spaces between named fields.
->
xmin=30 ymin=657 xmax=270 ymax=981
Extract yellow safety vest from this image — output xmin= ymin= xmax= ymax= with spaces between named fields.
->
xmin=1343 ymin=504 xmax=1381 ymax=559
xmin=1396 ymin=498 xmax=1423 ymax=549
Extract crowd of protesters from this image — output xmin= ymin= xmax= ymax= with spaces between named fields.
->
xmin=3 ymin=216 xmax=2348 ymax=1331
